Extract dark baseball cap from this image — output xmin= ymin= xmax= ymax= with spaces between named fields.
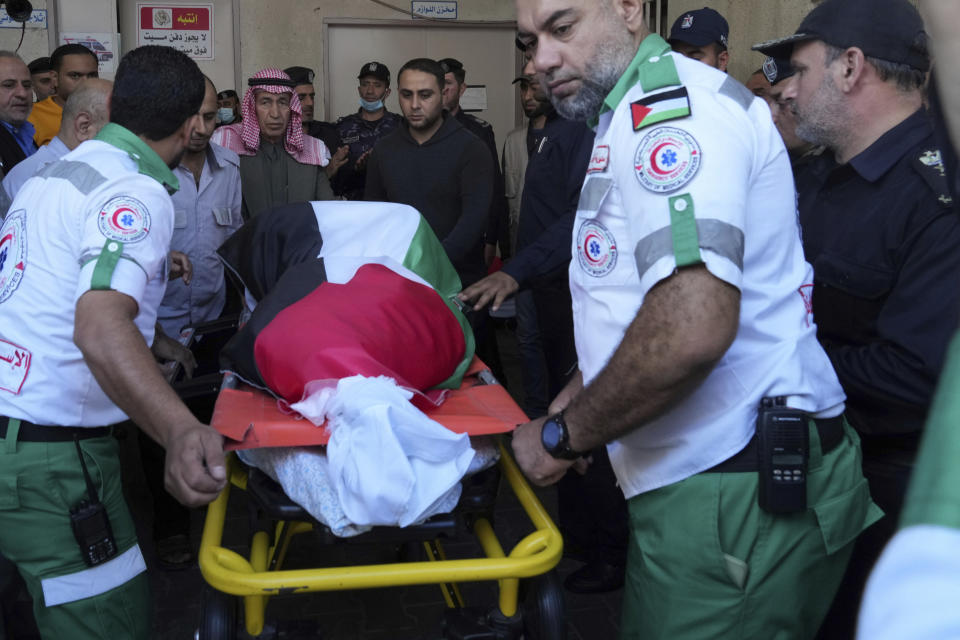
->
xmin=358 ymin=61 xmax=390 ymax=85
xmin=752 ymin=0 xmax=928 ymax=72
xmin=438 ymin=58 xmax=464 ymax=74
xmin=283 ymin=66 xmax=315 ymax=86
xmin=762 ymin=56 xmax=795 ymax=86
xmin=668 ymin=8 xmax=729 ymax=50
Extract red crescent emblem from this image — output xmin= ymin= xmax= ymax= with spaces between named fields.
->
xmin=583 ymin=232 xmax=604 ymax=264
xmin=648 ymin=142 xmax=675 ymax=176
xmin=0 ymin=233 xmax=13 ymax=248
xmin=111 ymin=207 xmax=136 ymax=230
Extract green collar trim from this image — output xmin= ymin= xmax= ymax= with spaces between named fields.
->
xmin=590 ymin=34 xmax=678 ymax=127
xmin=95 ymin=123 xmax=179 ymax=194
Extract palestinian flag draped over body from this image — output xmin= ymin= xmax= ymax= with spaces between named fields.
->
xmin=218 ymin=201 xmax=475 ymax=407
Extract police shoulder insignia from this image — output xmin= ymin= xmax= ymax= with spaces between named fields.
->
xmin=634 ymin=126 xmax=702 ymax=193
xmin=913 ymin=148 xmax=953 ymax=207
xmin=98 ymin=195 xmax=152 ymax=243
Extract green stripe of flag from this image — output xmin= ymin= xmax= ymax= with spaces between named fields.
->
xmin=402 ymin=216 xmax=475 ymax=390
xmin=637 ymin=106 xmax=691 ymax=131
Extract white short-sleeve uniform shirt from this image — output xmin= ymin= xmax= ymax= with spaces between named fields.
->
xmin=0 ymin=124 xmax=177 ymax=427
xmin=570 ymin=36 xmax=846 ymax=499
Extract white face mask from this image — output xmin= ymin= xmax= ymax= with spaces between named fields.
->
xmin=217 ymin=107 xmax=236 ymax=124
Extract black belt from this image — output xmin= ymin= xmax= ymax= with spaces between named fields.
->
xmin=705 ymin=415 xmax=845 ymax=473
xmin=0 ymin=416 xmax=112 ymax=442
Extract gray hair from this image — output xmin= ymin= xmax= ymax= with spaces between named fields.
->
xmin=823 ymin=42 xmax=927 ymax=93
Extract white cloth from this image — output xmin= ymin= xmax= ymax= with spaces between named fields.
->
xmin=857 ymin=525 xmax=960 ymax=639
xmin=571 ymin=46 xmax=845 ymax=498
xmin=319 ymin=375 xmax=474 ymax=528
xmin=237 ymin=436 xmax=499 ymax=538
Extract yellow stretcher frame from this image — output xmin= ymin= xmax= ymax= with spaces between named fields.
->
xmin=198 ymin=438 xmax=563 ymax=637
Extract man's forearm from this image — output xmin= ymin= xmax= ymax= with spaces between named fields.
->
xmin=562 ymin=266 xmax=740 ymax=452
xmin=75 ymin=291 xmax=199 ymax=446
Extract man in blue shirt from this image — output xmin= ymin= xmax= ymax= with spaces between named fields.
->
xmin=0 ymin=52 xmax=35 ymax=177
xmin=2 ymin=78 xmax=111 ymax=207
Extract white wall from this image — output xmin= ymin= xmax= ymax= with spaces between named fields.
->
xmin=0 ymin=0 xmax=55 ymax=71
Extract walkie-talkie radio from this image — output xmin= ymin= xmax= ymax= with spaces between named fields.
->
xmin=70 ymin=437 xmax=118 ymax=567
xmin=756 ymin=397 xmax=809 ymax=514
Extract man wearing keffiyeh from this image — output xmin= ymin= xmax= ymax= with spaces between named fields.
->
xmin=211 ymin=67 xmax=334 ymax=219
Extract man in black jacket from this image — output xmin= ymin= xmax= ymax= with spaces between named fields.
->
xmin=365 ymin=58 xmax=493 ymax=289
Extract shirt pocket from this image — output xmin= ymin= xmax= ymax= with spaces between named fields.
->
xmin=812 ymin=253 xmax=895 ymax=341
xmin=212 ymin=207 xmax=234 ymax=227
xmin=173 ymin=209 xmax=187 ymax=229
xmin=572 ymin=177 xmax=636 ymax=286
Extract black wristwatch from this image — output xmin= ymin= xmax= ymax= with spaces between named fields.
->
xmin=540 ymin=411 xmax=581 ymax=460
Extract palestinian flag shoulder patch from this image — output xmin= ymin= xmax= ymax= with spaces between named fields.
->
xmin=631 ymin=87 xmax=692 ymax=132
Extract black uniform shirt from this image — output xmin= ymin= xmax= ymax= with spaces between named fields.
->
xmin=332 ymin=109 xmax=402 ymax=200
xmin=797 ymin=109 xmax=960 ymax=450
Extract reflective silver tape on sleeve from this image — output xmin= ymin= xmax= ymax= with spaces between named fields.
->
xmin=35 ymin=160 xmax=108 ymax=195
xmin=577 ymin=177 xmax=613 ymax=213
xmin=698 ymin=218 xmax=744 ymax=269
xmin=719 ymin=75 xmax=755 ymax=112
xmin=634 ymin=218 xmax=744 ymax=279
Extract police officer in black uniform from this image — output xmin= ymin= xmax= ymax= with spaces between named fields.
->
xmin=756 ymin=0 xmax=960 ymax=636
xmin=438 ymin=58 xmax=510 ymax=261
xmin=333 ymin=62 xmax=402 ymax=200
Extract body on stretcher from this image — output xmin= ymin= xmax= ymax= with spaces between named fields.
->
xmin=198 ymin=359 xmax=566 ymax=639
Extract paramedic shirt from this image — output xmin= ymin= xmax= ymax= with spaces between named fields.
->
xmin=570 ymin=35 xmax=845 ymax=498
xmin=0 ymin=123 xmax=176 ymax=426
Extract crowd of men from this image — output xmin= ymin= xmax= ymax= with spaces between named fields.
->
xmin=0 ymin=0 xmax=958 ymax=636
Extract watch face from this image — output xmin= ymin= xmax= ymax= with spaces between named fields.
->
xmin=542 ymin=418 xmax=563 ymax=450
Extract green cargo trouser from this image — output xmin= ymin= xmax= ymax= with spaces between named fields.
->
xmin=621 ymin=420 xmax=883 ymax=640
xmin=0 ymin=423 xmax=150 ymax=640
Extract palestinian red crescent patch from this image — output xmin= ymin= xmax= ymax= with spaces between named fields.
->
xmin=634 ymin=127 xmax=702 ymax=193
xmin=98 ymin=196 xmax=151 ymax=243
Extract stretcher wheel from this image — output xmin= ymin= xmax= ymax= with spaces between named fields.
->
xmin=521 ymin=569 xmax=566 ymax=639
xmin=198 ymin=585 xmax=238 ymax=640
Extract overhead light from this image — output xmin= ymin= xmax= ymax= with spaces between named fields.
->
xmin=4 ymin=0 xmax=34 ymax=23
